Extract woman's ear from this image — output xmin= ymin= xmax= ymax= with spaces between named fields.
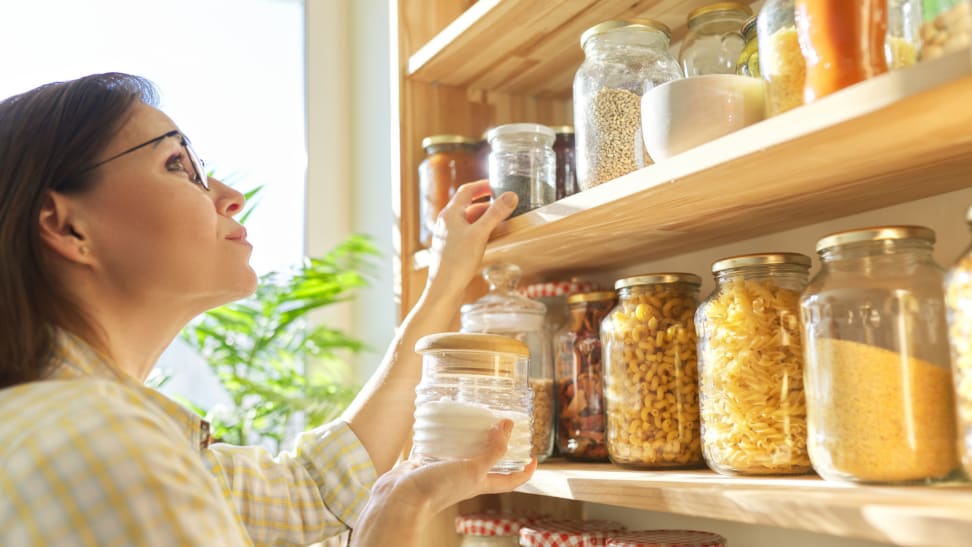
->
xmin=38 ymin=191 xmax=94 ymax=264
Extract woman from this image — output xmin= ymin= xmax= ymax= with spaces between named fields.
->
xmin=0 ymin=73 xmax=534 ymax=546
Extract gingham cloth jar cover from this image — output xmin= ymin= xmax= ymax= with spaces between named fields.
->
xmin=456 ymin=512 xmax=538 ymax=537
xmin=519 ymin=280 xmax=597 ymax=299
xmin=519 ymin=519 xmax=626 ymax=547
xmin=605 ymin=530 xmax=727 ymax=547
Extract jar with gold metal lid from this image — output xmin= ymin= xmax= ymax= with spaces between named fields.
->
xmin=679 ymin=2 xmax=753 ymax=76
xmin=555 ymin=290 xmax=617 ymax=461
xmin=801 ymin=226 xmax=959 ymax=484
xmin=412 ymin=332 xmax=533 ymax=473
xmin=419 ymin=135 xmax=481 ymax=247
xmin=696 ymin=253 xmax=812 ymax=476
xmin=601 ymin=273 xmax=703 ymax=469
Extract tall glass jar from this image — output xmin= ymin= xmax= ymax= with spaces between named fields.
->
xmin=573 ymin=20 xmax=682 ymax=190
xmin=418 ymin=135 xmax=480 ymax=247
xmin=696 ymin=253 xmax=812 ymax=476
xmin=555 ymin=291 xmax=617 ymax=461
xmin=887 ymin=0 xmax=923 ymax=68
xmin=602 ymin=274 xmax=703 ymax=469
xmin=462 ymin=264 xmax=554 ymax=462
xmin=736 ymin=16 xmax=760 ymax=77
xmin=488 ymin=124 xmax=555 ymax=218
xmin=801 ymin=226 xmax=959 ymax=484
xmin=919 ymin=0 xmax=971 ymax=60
xmin=679 ymin=2 xmax=753 ymax=76
xmin=758 ymin=0 xmax=806 ymax=116
xmin=795 ymin=0 xmax=889 ymax=103
xmin=550 ymin=126 xmax=578 ymax=200
xmin=412 ymin=333 xmax=533 ymax=473
xmin=944 ymin=207 xmax=972 ymax=478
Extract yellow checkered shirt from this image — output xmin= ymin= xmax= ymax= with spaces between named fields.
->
xmin=0 ymin=331 xmax=376 ymax=546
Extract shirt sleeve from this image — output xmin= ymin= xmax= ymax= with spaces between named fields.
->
xmin=0 ymin=383 xmax=252 ymax=547
xmin=201 ymin=420 xmax=377 ymax=547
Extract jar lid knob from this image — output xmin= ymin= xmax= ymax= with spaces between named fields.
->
xmin=483 ymin=263 xmax=522 ymax=292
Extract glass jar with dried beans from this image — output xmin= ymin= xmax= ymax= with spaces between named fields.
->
xmin=695 ymin=253 xmax=812 ymax=476
xmin=944 ymin=207 xmax=972 ymax=478
xmin=802 ymin=226 xmax=959 ymax=484
xmin=919 ymin=0 xmax=971 ymax=60
xmin=601 ymin=274 xmax=703 ymax=469
xmin=555 ymin=291 xmax=617 ymax=461
xmin=573 ymin=20 xmax=682 ymax=190
xmin=418 ymin=135 xmax=481 ymax=247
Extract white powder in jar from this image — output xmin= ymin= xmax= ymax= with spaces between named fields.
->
xmin=412 ymin=399 xmax=532 ymax=471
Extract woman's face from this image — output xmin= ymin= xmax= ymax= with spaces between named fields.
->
xmin=71 ymin=102 xmax=257 ymax=312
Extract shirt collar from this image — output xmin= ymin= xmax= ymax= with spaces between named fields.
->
xmin=47 ymin=329 xmax=212 ymax=450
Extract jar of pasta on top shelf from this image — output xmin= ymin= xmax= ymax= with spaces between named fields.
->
xmin=919 ymin=0 xmax=971 ymax=60
xmin=758 ymin=0 xmax=806 ymax=116
xmin=573 ymin=19 xmax=682 ymax=191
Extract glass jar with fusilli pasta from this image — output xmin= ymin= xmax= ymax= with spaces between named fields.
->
xmin=602 ymin=273 xmax=703 ymax=469
xmin=695 ymin=253 xmax=813 ymax=476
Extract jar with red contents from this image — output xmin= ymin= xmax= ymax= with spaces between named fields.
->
xmin=457 ymin=513 xmax=538 ymax=547
xmin=418 ymin=135 xmax=481 ymax=247
xmin=519 ymin=519 xmax=626 ymax=547
xmin=606 ymin=530 xmax=727 ymax=547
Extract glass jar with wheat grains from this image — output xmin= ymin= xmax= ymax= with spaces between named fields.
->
xmin=802 ymin=226 xmax=959 ymax=484
xmin=602 ymin=273 xmax=703 ymax=469
xmin=695 ymin=253 xmax=813 ymax=476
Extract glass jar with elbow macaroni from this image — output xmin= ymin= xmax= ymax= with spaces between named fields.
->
xmin=695 ymin=253 xmax=813 ymax=476
xmin=601 ymin=273 xmax=703 ymax=469
xmin=801 ymin=226 xmax=959 ymax=484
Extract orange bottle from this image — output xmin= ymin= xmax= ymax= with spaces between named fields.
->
xmin=795 ymin=0 xmax=888 ymax=103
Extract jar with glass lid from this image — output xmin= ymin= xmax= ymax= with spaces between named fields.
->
xmin=573 ymin=19 xmax=682 ymax=190
xmin=418 ymin=135 xmax=481 ymax=247
xmin=758 ymin=0 xmax=806 ymax=116
xmin=555 ymin=291 xmax=617 ymax=461
xmin=695 ymin=253 xmax=812 ymax=476
xmin=456 ymin=513 xmax=537 ymax=547
xmin=601 ymin=273 xmax=703 ymax=469
xmin=462 ymin=263 xmax=554 ymax=461
xmin=944 ymin=207 xmax=972 ymax=478
xmin=412 ymin=333 xmax=533 ymax=473
xmin=488 ymin=124 xmax=555 ymax=218
xmin=679 ymin=2 xmax=753 ymax=76
xmin=736 ymin=16 xmax=760 ymax=77
xmin=801 ymin=226 xmax=959 ymax=484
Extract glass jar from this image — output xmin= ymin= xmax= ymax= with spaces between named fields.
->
xmin=736 ymin=15 xmax=760 ymax=77
xmin=457 ymin=513 xmax=534 ymax=547
xmin=679 ymin=2 xmax=753 ymax=76
xmin=519 ymin=520 xmax=626 ymax=547
xmin=418 ymin=135 xmax=481 ymax=247
xmin=944 ymin=207 xmax=972 ymax=478
xmin=887 ymin=0 xmax=923 ymax=68
xmin=550 ymin=126 xmax=578 ymax=200
xmin=573 ymin=19 xmax=682 ymax=190
xmin=919 ymin=0 xmax=971 ymax=60
xmin=462 ymin=264 xmax=554 ymax=462
xmin=476 ymin=130 xmax=491 ymax=181
xmin=801 ymin=226 xmax=959 ymax=484
xmin=488 ymin=124 xmax=556 ymax=218
xmin=695 ymin=253 xmax=812 ymax=476
xmin=602 ymin=274 xmax=703 ymax=469
xmin=758 ymin=0 xmax=806 ymax=116
xmin=795 ymin=0 xmax=889 ymax=103
xmin=412 ymin=333 xmax=533 ymax=473
xmin=555 ymin=291 xmax=617 ymax=461
xmin=606 ymin=530 xmax=728 ymax=547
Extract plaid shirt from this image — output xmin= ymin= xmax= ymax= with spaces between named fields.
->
xmin=0 ymin=331 xmax=376 ymax=546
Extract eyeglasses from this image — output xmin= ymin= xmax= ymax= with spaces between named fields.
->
xmin=76 ymin=129 xmax=208 ymax=191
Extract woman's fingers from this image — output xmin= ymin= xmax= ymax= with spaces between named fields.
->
xmin=444 ymin=180 xmax=493 ymax=220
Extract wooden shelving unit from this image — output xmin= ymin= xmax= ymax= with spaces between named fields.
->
xmin=392 ymin=1 xmax=972 ymax=545
xmin=519 ymin=462 xmax=972 ymax=546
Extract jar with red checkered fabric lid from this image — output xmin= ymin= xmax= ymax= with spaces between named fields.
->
xmin=605 ymin=530 xmax=727 ymax=547
xmin=518 ymin=519 xmax=626 ymax=547
xmin=456 ymin=513 xmax=540 ymax=547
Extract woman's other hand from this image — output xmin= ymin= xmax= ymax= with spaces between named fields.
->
xmin=349 ymin=419 xmax=536 ymax=546
xmin=426 ymin=180 xmax=518 ymax=298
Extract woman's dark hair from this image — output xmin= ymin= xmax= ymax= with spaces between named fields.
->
xmin=0 ymin=73 xmax=158 ymax=388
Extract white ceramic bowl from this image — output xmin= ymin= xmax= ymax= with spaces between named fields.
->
xmin=641 ymin=74 xmax=766 ymax=162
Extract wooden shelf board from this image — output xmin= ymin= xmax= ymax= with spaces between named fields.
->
xmin=463 ymin=51 xmax=972 ymax=277
xmin=518 ymin=461 xmax=972 ymax=546
xmin=407 ymin=0 xmax=760 ymax=97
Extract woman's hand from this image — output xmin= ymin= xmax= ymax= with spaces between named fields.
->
xmin=350 ymin=419 xmax=537 ymax=546
xmin=426 ymin=180 xmax=518 ymax=299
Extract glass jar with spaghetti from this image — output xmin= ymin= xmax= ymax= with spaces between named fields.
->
xmin=695 ymin=253 xmax=812 ymax=476
xmin=555 ymin=291 xmax=617 ymax=461
xmin=601 ymin=273 xmax=703 ymax=469
xmin=801 ymin=226 xmax=959 ymax=484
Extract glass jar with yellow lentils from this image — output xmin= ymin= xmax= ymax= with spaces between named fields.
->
xmin=695 ymin=253 xmax=812 ymax=476
xmin=601 ymin=273 xmax=703 ymax=469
